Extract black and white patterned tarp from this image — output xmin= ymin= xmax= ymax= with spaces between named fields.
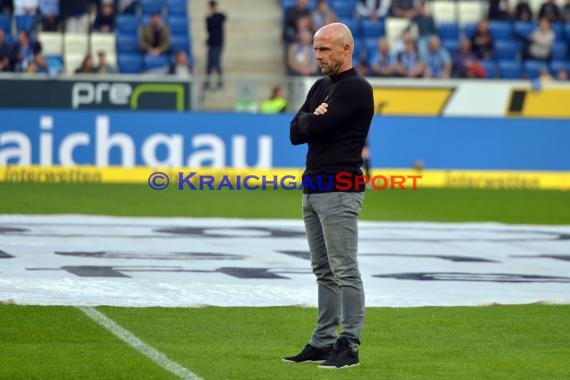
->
xmin=1 ymin=215 xmax=569 ymax=307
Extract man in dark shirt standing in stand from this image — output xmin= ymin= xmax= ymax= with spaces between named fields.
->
xmin=282 ymin=23 xmax=374 ymax=369
xmin=204 ymin=0 xmax=226 ymax=92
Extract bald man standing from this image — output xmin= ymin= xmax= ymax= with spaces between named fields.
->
xmin=282 ymin=23 xmax=374 ymax=369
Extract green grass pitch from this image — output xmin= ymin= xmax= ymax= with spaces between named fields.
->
xmin=1 ymin=183 xmax=570 ymax=224
xmin=1 ymin=183 xmax=569 ymax=379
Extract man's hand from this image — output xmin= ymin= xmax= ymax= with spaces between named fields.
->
xmin=313 ymin=102 xmax=328 ymax=115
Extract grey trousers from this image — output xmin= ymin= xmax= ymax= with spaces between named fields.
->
xmin=302 ymin=192 xmax=365 ymax=350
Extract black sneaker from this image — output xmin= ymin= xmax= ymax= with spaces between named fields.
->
xmin=282 ymin=344 xmax=333 ymax=364
xmin=318 ymin=337 xmax=360 ymax=369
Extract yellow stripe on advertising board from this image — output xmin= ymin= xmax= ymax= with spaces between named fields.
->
xmin=508 ymin=88 xmax=570 ymax=118
xmin=1 ymin=166 xmax=569 ymax=191
xmin=372 ymin=88 xmax=454 ymax=116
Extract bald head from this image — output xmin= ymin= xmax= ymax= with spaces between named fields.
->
xmin=313 ymin=23 xmax=354 ymax=76
xmin=314 ymin=23 xmax=354 ymax=52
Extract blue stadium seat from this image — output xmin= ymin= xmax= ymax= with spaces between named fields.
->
xmin=281 ymin=0 xmax=295 ymax=7
xmin=143 ymin=54 xmax=170 ymax=71
xmin=480 ymin=60 xmax=497 ymax=79
xmin=166 ymin=0 xmax=188 ymax=16
xmin=45 ymin=55 xmax=63 ymax=75
xmin=498 ymin=60 xmax=522 ymax=79
xmin=15 ymin=15 xmax=35 ymax=33
xmin=171 ymin=35 xmax=191 ymax=54
xmin=364 ymin=37 xmax=378 ymax=59
xmin=550 ymin=60 xmax=570 ymax=76
xmin=462 ymin=23 xmax=477 ymax=39
xmin=524 ymin=60 xmax=548 ymax=79
xmin=565 ymin=24 xmax=570 ymax=42
xmin=2 ymin=33 xmax=11 ymax=45
xmin=494 ymin=40 xmax=520 ymax=61
xmin=0 ymin=14 xmax=10 ymax=34
xmin=551 ymin=22 xmax=564 ymax=41
xmin=513 ymin=21 xmax=536 ymax=39
xmin=117 ymin=34 xmax=140 ymax=53
xmin=551 ymin=41 xmax=567 ymax=61
xmin=141 ymin=0 xmax=165 ymax=16
xmin=167 ymin=16 xmax=189 ymax=37
xmin=332 ymin=0 xmax=355 ymax=19
xmin=119 ymin=53 xmax=143 ymax=73
xmin=438 ymin=22 xmax=460 ymax=41
xmin=360 ymin=19 xmax=385 ymax=39
xmin=488 ymin=21 xmax=513 ymax=40
xmin=116 ymin=15 xmax=140 ymax=35
xmin=442 ymin=38 xmax=460 ymax=55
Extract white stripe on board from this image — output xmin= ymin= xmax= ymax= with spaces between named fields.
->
xmin=78 ymin=306 xmax=202 ymax=380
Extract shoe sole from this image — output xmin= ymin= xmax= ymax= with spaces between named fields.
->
xmin=318 ymin=362 xmax=360 ymax=369
xmin=281 ymin=359 xmax=325 ymax=364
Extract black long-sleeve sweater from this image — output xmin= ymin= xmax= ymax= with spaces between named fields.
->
xmin=290 ymin=68 xmax=374 ymax=193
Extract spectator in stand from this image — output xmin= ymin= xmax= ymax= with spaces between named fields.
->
xmin=312 ymin=0 xmax=336 ymax=30
xmin=14 ymin=0 xmax=38 ymax=15
xmin=390 ymin=0 xmax=416 ymax=19
xmin=26 ymin=51 xmax=48 ymax=73
xmin=75 ymin=54 xmax=97 ymax=73
xmin=421 ymin=35 xmax=451 ymax=78
xmin=139 ymin=13 xmax=171 ymax=56
xmin=355 ymin=0 xmax=391 ymax=20
xmin=39 ymin=0 xmax=60 ymax=31
xmin=95 ymin=50 xmax=117 ymax=73
xmin=488 ymin=0 xmax=513 ymax=20
xmin=293 ymin=15 xmax=313 ymax=41
xmin=452 ymin=38 xmax=485 ymax=78
xmin=514 ymin=0 xmax=532 ymax=21
xmin=204 ymin=1 xmax=226 ymax=91
xmin=93 ymin=2 xmax=115 ymax=33
xmin=556 ymin=68 xmax=568 ymax=80
xmin=392 ymin=29 xmax=413 ymax=55
xmin=287 ymin=29 xmax=318 ymax=76
xmin=369 ymin=37 xmax=396 ymax=77
xmin=410 ymin=1 xmax=437 ymax=57
xmin=538 ymin=0 xmax=561 ymax=23
xmin=284 ymin=0 xmax=312 ymax=43
xmin=10 ymin=30 xmax=42 ymax=72
xmin=471 ymin=19 xmax=494 ymax=60
xmin=60 ymin=0 xmax=90 ymax=33
xmin=168 ymin=50 xmax=193 ymax=78
xmin=1 ymin=0 xmax=14 ymax=15
xmin=524 ymin=17 xmax=554 ymax=61
xmin=259 ymin=86 xmax=288 ymax=114
xmin=0 ymin=29 xmax=11 ymax=72
xmin=396 ymin=38 xmax=424 ymax=77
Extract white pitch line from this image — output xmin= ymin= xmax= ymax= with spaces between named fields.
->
xmin=78 ymin=306 xmax=202 ymax=380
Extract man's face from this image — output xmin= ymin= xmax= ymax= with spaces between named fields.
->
xmin=151 ymin=15 xmax=160 ymax=27
xmin=19 ymin=31 xmax=28 ymax=44
xmin=314 ymin=33 xmax=346 ymax=76
xmin=429 ymin=39 xmax=439 ymax=52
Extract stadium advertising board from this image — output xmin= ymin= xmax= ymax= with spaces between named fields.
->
xmin=0 ymin=78 xmax=190 ymax=111
xmin=0 ymin=111 xmax=568 ymax=189
xmin=297 ymin=78 xmax=570 ymax=118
